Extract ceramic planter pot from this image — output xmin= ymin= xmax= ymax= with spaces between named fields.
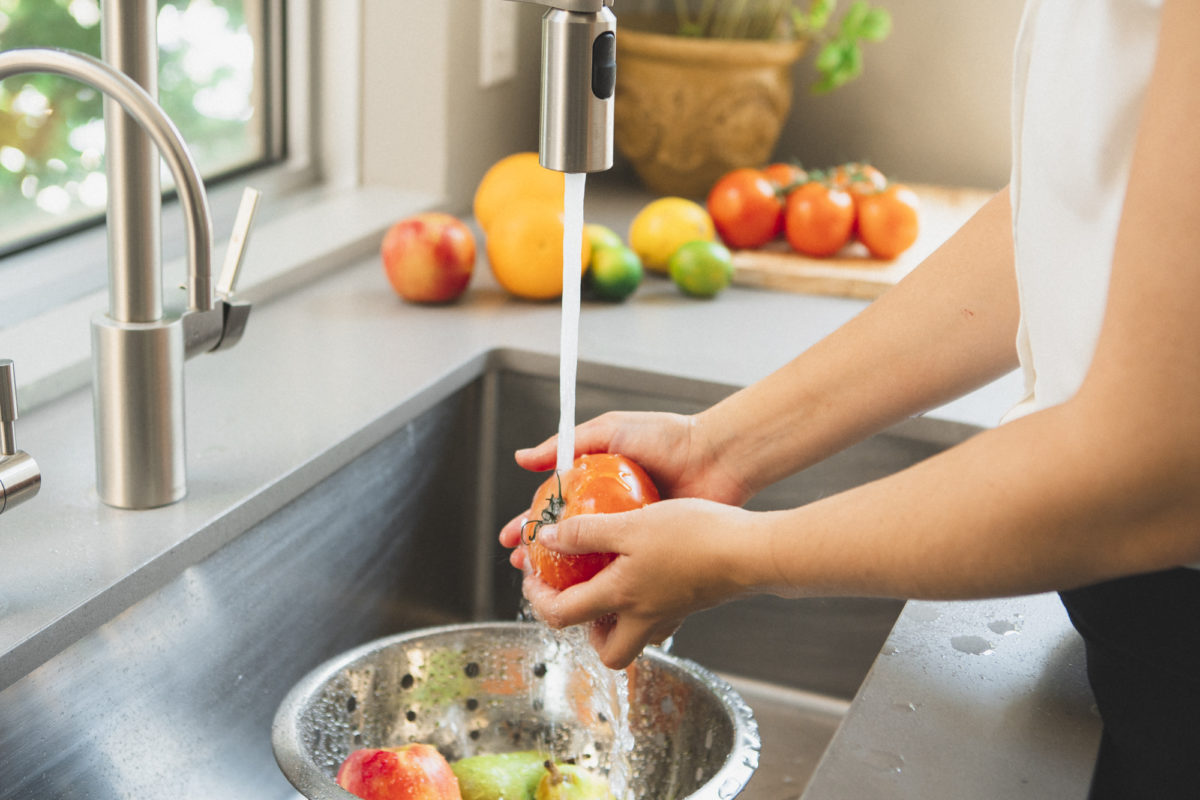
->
xmin=615 ymin=25 xmax=806 ymax=197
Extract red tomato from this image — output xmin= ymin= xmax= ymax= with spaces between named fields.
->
xmin=832 ymin=162 xmax=887 ymax=196
xmin=784 ymin=182 xmax=855 ymax=257
xmin=706 ymin=168 xmax=784 ymax=250
xmin=831 ymin=162 xmax=888 ymax=234
xmin=522 ymin=453 xmax=660 ymax=590
xmin=857 ymin=184 xmax=921 ymax=260
xmin=762 ymin=162 xmax=808 ymax=192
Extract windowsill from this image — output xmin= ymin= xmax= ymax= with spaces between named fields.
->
xmin=0 ymin=183 xmax=444 ymax=412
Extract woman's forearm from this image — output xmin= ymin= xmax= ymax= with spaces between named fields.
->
xmin=698 ymin=187 xmax=1021 ymax=498
xmin=742 ymin=384 xmax=1200 ymax=601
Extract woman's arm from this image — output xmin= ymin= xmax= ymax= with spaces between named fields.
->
xmin=501 ymin=186 xmax=1019 ymax=555
xmin=697 ymin=185 xmax=1019 ymax=500
xmin=531 ymin=0 xmax=1200 ymax=669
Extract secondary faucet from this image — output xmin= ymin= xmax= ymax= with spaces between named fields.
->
xmin=0 ymin=360 xmax=40 ymax=515
xmin=0 ymin=41 xmax=257 ymax=509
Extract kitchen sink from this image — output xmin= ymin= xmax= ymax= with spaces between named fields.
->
xmin=0 ymin=349 xmax=978 ymax=799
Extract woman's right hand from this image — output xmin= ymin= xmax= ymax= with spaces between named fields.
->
xmin=496 ymin=410 xmax=751 ymax=558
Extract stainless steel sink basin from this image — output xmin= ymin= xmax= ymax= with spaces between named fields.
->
xmin=0 ymin=349 xmax=978 ymax=799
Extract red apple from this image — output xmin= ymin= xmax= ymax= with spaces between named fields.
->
xmin=336 ymin=744 xmax=462 ymax=800
xmin=381 ymin=213 xmax=476 ymax=303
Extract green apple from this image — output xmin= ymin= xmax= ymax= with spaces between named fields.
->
xmin=451 ymin=750 xmax=548 ymax=800
xmin=533 ymin=761 xmax=613 ymax=800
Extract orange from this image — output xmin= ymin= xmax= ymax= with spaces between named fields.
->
xmin=628 ymin=197 xmax=715 ymax=273
xmin=473 ymin=152 xmax=564 ymax=233
xmin=486 ymin=200 xmax=590 ymax=300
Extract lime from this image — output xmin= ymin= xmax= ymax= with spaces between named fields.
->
xmin=586 ymin=244 xmax=643 ymax=302
xmin=629 ymin=197 xmax=715 ymax=273
xmin=584 ymin=223 xmax=623 ymax=266
xmin=668 ymin=240 xmax=734 ymax=298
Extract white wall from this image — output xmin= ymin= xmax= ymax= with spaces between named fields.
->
xmin=775 ymin=0 xmax=1025 ymax=190
xmin=351 ymin=1 xmax=1025 ymax=201
xmin=358 ymin=0 xmax=542 ymax=212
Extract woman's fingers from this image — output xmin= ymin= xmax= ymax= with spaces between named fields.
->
xmin=513 ymin=413 xmax=634 ymax=471
xmin=498 ymin=511 xmax=529 ymax=549
xmin=534 ymin=510 xmax=628 ymax=557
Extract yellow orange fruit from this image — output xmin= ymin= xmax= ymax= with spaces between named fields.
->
xmin=486 ymin=200 xmax=590 ymax=300
xmin=628 ymin=197 xmax=716 ymax=273
xmin=473 ymin=152 xmax=564 ymax=233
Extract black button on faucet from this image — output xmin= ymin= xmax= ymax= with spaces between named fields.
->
xmin=592 ymin=31 xmax=616 ymax=99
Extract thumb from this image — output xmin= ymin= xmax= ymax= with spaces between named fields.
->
xmin=537 ymin=511 xmax=626 ymax=557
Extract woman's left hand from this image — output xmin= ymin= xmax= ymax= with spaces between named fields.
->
xmin=521 ymin=497 xmax=758 ymax=669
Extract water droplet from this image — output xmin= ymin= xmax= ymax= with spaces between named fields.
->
xmin=718 ymin=776 xmax=744 ymax=798
xmin=863 ymin=749 xmax=905 ymax=773
xmin=951 ymin=635 xmax=994 ymax=655
xmin=988 ymin=619 xmax=1021 ymax=636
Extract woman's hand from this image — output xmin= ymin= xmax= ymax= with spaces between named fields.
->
xmin=521 ymin=497 xmax=757 ymax=669
xmin=497 ymin=410 xmax=751 ymax=568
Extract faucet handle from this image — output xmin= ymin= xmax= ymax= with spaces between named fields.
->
xmin=183 ymin=186 xmax=259 ymax=356
xmin=217 ymin=186 xmax=261 ymax=298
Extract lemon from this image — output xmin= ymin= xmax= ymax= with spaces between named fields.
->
xmin=474 ymin=152 xmax=564 ymax=233
xmin=668 ymin=240 xmax=734 ymax=298
xmin=629 ymin=197 xmax=715 ymax=273
xmin=586 ymin=244 xmax=643 ymax=302
xmin=485 ymin=200 xmax=590 ymax=301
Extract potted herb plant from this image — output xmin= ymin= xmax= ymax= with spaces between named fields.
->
xmin=615 ymin=0 xmax=891 ymax=196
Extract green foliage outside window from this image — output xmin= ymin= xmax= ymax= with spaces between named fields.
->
xmin=0 ymin=0 xmax=265 ymax=252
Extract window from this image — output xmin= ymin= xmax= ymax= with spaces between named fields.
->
xmin=0 ymin=0 xmax=282 ymax=257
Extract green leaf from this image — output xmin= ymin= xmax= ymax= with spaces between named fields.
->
xmin=859 ymin=8 xmax=892 ymax=41
xmin=814 ymin=40 xmax=847 ymax=74
xmin=812 ymin=38 xmax=865 ymax=94
xmin=808 ymin=0 xmax=836 ymax=29
xmin=840 ymin=0 xmax=871 ymax=37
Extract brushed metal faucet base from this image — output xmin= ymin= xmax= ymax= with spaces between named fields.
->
xmin=91 ymin=314 xmax=186 ymax=509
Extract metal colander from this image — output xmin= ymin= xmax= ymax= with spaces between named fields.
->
xmin=272 ymin=621 xmax=759 ymax=800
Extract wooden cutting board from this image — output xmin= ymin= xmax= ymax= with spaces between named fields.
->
xmin=730 ymin=184 xmax=995 ymax=299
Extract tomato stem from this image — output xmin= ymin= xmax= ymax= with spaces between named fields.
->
xmin=521 ymin=471 xmax=565 ymax=545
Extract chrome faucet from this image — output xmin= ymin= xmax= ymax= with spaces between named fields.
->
xmin=510 ymin=0 xmax=617 ymax=173
xmin=0 ymin=360 xmax=40 ymax=515
xmin=0 ymin=36 xmax=257 ymax=508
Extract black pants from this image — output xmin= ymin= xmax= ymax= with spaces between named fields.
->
xmin=1060 ymin=568 xmax=1200 ymax=799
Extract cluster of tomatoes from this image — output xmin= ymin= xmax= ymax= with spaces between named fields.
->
xmin=706 ymin=162 xmax=921 ymax=260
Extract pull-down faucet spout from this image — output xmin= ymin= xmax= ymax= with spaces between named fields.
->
xmin=508 ymin=0 xmax=617 ymax=174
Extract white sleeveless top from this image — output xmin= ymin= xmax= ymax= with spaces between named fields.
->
xmin=1004 ymin=1 xmax=1200 ymax=570
xmin=1005 ymin=0 xmax=1163 ymax=422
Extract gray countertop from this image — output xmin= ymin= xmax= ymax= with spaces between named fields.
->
xmin=0 ymin=182 xmax=1098 ymax=797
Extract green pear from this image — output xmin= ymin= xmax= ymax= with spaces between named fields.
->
xmin=451 ymin=750 xmax=549 ymax=800
xmin=533 ymin=761 xmax=613 ymax=800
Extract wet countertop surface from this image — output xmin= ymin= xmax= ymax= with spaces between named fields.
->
xmin=0 ymin=181 xmax=1098 ymax=797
